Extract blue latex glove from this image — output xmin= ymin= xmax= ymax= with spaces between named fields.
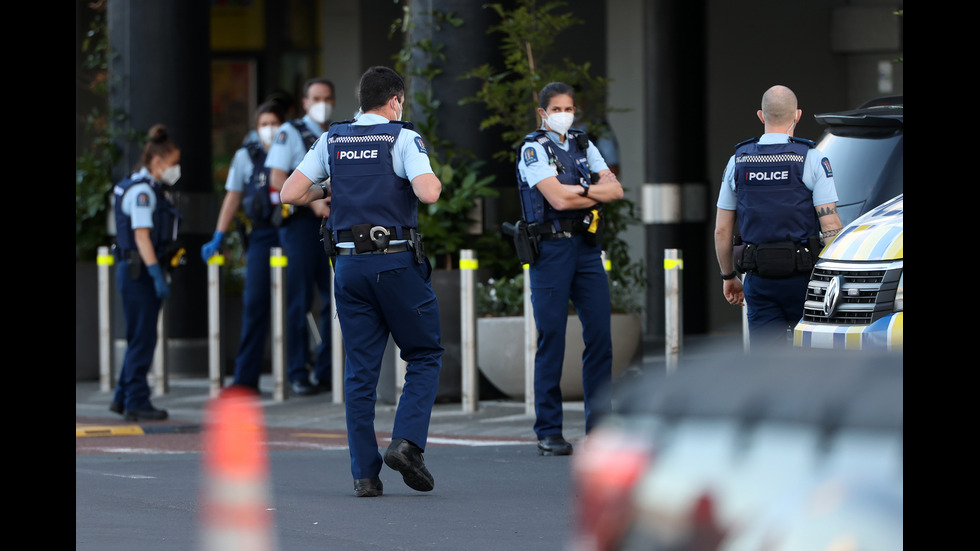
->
xmin=146 ymin=263 xmax=170 ymax=300
xmin=201 ymin=231 xmax=225 ymax=262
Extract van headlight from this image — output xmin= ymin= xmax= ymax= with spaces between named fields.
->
xmin=894 ymin=272 xmax=903 ymax=312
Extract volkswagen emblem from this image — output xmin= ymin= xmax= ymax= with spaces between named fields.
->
xmin=823 ymin=275 xmax=844 ymax=317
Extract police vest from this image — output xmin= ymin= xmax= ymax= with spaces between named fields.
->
xmin=516 ymin=129 xmax=596 ymax=227
xmin=289 ymin=118 xmax=319 ymax=150
xmin=113 ymin=175 xmax=180 ymax=257
xmin=240 ymin=142 xmax=275 ymax=226
xmin=325 ymin=120 xmax=418 ymax=240
xmin=734 ymin=136 xmax=819 ymax=245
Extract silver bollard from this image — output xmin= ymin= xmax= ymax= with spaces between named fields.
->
xmin=460 ymin=250 xmax=478 ymax=413
xmin=664 ymin=249 xmax=683 ymax=373
xmin=271 ymin=247 xmax=287 ymax=402
xmin=97 ymin=246 xmax=115 ymax=393
xmin=523 ymin=263 xmax=536 ymax=416
xmin=741 ymin=277 xmax=750 ymax=352
xmin=207 ymin=254 xmax=224 ymax=397
xmin=394 ymin=344 xmax=406 ymax=406
xmin=330 ymin=262 xmax=344 ymax=404
xmin=151 ymin=302 xmax=168 ymax=396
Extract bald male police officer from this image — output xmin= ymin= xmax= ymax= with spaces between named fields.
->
xmin=714 ymin=85 xmax=843 ymax=349
xmin=280 ymin=66 xmax=443 ymax=498
xmin=265 ymin=77 xmax=335 ymax=396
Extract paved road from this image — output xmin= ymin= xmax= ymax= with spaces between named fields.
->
xmin=76 ymin=333 xmax=744 ymax=550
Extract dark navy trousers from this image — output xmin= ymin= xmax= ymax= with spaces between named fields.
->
xmin=114 ymin=261 xmax=163 ymax=411
xmin=529 ymin=234 xmax=612 ymax=439
xmin=278 ymin=215 xmax=332 ymax=385
xmin=743 ymin=272 xmax=811 ymax=349
xmin=333 ymin=250 xmax=443 ymax=480
xmin=231 ymin=226 xmax=280 ymax=388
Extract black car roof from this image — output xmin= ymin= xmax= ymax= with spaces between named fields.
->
xmin=815 ymin=95 xmax=903 ymax=128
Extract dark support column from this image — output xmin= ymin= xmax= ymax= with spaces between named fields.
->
xmin=108 ymin=0 xmax=212 ymax=376
xmin=643 ymin=0 xmax=709 ymax=343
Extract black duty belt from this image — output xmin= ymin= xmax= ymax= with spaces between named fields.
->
xmin=529 ymin=219 xmax=579 ymax=240
xmin=336 ymin=226 xmax=414 ymax=241
xmin=335 ymin=242 xmax=411 ymax=255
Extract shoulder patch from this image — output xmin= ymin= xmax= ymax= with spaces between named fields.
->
xmin=275 ymin=130 xmax=288 ymax=145
xmin=414 ymin=136 xmax=427 ymax=154
xmin=821 ymin=157 xmax=833 ymax=178
xmin=310 ymin=136 xmax=321 ymax=150
xmin=523 ymin=147 xmax=539 ymax=165
xmin=136 ymin=192 xmax=150 ymax=207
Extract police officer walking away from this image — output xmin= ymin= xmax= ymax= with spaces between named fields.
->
xmin=111 ymin=124 xmax=182 ymax=421
xmin=200 ymin=101 xmax=286 ymax=391
xmin=280 ymin=66 xmax=443 ymax=497
xmin=266 ymin=78 xmax=335 ymax=396
xmin=714 ymin=85 xmax=843 ymax=349
xmin=516 ymin=82 xmax=624 ymax=456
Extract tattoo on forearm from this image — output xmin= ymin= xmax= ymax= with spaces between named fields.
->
xmin=816 ymin=205 xmax=837 ymax=218
xmin=821 ymin=227 xmax=842 ymax=239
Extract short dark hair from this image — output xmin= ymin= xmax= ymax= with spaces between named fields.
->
xmin=256 ymin=100 xmax=286 ymax=124
xmin=303 ymin=77 xmax=335 ymax=99
xmin=538 ymin=82 xmax=575 ymax=110
xmin=357 ymin=66 xmax=404 ymax=113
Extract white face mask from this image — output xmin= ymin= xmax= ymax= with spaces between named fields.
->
xmin=309 ymin=101 xmax=333 ymax=124
xmin=545 ymin=112 xmax=574 ymax=136
xmin=160 ymin=163 xmax=181 ymax=186
xmin=258 ymin=125 xmax=279 ymax=148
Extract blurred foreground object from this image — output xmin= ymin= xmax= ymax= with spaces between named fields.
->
xmin=201 ymin=386 xmax=277 ymax=551
xmin=571 ymin=348 xmax=903 ymax=551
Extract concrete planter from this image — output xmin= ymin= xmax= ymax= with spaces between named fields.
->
xmin=477 ymin=313 xmax=642 ymax=400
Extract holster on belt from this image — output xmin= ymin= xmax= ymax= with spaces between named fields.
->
xmin=126 ymin=249 xmax=143 ymax=281
xmin=409 ymin=228 xmax=426 ymax=264
xmin=502 ymin=221 xmax=539 ymax=265
xmin=319 ymin=218 xmax=337 ymax=264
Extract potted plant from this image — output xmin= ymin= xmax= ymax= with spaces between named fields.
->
xmin=474 ymin=273 xmax=642 ymax=400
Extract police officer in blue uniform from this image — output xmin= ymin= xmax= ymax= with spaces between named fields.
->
xmin=201 ymin=101 xmax=286 ymax=391
xmin=280 ymin=66 xmax=443 ymax=498
xmin=265 ymin=77 xmax=336 ymax=396
xmin=516 ymin=82 xmax=624 ymax=456
xmin=111 ymin=124 xmax=182 ymax=421
xmin=714 ymin=85 xmax=843 ymax=349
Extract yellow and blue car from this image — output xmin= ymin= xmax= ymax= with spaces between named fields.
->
xmin=793 ymin=194 xmax=903 ymax=350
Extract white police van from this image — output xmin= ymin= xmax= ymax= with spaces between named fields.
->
xmin=793 ymin=193 xmax=903 ymax=350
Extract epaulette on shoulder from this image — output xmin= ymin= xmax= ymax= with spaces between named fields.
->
xmin=328 ymin=119 xmax=355 ymax=128
xmin=789 ymin=136 xmax=816 ymax=148
xmin=393 ymin=120 xmax=415 ymax=131
xmin=734 ymin=137 xmax=759 ymax=149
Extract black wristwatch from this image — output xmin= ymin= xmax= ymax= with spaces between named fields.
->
xmin=578 ymin=181 xmax=590 ymax=197
xmin=318 ymin=183 xmax=329 ymax=200
xmin=720 ymin=270 xmax=738 ymax=280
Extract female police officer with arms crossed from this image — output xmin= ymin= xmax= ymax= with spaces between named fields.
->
xmin=110 ymin=124 xmax=182 ymax=421
xmin=281 ymin=66 xmax=443 ymax=497
xmin=517 ymin=82 xmax=623 ymax=456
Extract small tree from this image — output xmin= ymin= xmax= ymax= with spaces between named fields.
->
xmin=391 ymin=3 xmax=502 ymax=271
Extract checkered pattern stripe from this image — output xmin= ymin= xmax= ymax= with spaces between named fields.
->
xmin=735 ymin=153 xmax=805 ymax=163
xmin=328 ymin=134 xmax=395 ymax=144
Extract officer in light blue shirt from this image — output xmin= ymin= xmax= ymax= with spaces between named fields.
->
xmin=280 ymin=66 xmax=443 ymax=499
xmin=714 ymin=85 xmax=843 ymax=349
xmin=264 ymin=77 xmax=336 ymax=397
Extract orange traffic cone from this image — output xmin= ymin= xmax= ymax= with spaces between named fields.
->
xmin=200 ymin=386 xmax=277 ymax=551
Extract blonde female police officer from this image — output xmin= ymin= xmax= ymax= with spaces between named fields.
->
xmin=517 ymin=82 xmax=624 ymax=456
xmin=110 ymin=124 xmax=182 ymax=421
xmin=281 ymin=66 xmax=443 ymax=498
xmin=201 ymin=101 xmax=286 ymax=391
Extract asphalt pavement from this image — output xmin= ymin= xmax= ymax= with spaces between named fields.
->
xmin=76 ymin=332 xmax=744 ymax=551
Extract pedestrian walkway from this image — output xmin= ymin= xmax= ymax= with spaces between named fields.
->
xmin=76 ymin=332 xmax=745 ymax=442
